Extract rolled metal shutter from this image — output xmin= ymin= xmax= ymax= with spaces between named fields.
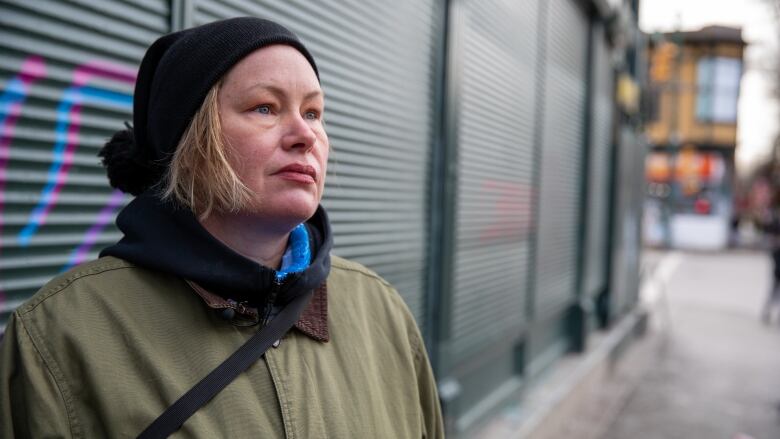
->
xmin=533 ymin=0 xmax=588 ymax=318
xmin=583 ymin=23 xmax=613 ymax=299
xmin=451 ymin=0 xmax=539 ymax=363
xmin=195 ymin=1 xmax=443 ymax=326
xmin=0 ymin=0 xmax=169 ymax=332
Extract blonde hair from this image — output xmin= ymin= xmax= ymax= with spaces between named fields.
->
xmin=161 ymin=82 xmax=251 ymax=219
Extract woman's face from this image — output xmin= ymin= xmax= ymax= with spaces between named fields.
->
xmin=218 ymin=45 xmax=328 ymax=226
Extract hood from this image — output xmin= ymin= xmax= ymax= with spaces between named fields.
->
xmin=100 ymin=192 xmax=332 ymax=308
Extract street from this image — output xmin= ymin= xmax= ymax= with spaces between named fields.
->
xmin=603 ymin=250 xmax=780 ymax=439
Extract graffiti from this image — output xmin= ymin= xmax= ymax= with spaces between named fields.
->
xmin=0 ymin=56 xmax=48 ymax=308
xmin=18 ymin=61 xmax=135 ymax=245
xmin=0 ymin=56 xmax=136 ymax=286
xmin=0 ymin=56 xmax=47 ymax=231
xmin=0 ymin=56 xmax=46 ymax=177
xmin=63 ymin=189 xmax=126 ymax=270
xmin=478 ymin=180 xmax=534 ymax=244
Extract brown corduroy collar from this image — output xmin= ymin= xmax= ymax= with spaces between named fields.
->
xmin=186 ymin=280 xmax=329 ymax=342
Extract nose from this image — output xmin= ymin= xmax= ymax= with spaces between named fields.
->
xmin=282 ymin=113 xmax=317 ymax=152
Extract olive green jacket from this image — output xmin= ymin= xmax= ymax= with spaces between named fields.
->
xmin=0 ymin=256 xmax=443 ymax=438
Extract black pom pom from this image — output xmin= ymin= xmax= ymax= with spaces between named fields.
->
xmin=98 ymin=125 xmax=159 ymax=196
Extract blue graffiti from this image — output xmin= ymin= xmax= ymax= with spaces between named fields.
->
xmin=0 ymin=78 xmax=28 ymax=128
xmin=17 ymin=86 xmax=132 ymax=245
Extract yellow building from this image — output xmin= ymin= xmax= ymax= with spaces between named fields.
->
xmin=644 ymin=26 xmax=746 ymax=249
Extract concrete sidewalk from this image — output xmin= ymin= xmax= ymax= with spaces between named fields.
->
xmin=602 ymin=250 xmax=780 ymax=439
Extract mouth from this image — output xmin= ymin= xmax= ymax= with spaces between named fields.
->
xmin=273 ymin=163 xmax=318 ymax=184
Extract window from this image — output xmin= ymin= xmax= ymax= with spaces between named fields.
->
xmin=696 ymin=57 xmax=741 ymax=123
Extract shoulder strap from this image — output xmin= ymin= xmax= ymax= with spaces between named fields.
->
xmin=137 ymin=290 xmax=313 ymax=439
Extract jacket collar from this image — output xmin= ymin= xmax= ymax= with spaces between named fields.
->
xmin=101 ymin=191 xmax=333 ymax=312
xmin=187 ymin=280 xmax=329 ymax=342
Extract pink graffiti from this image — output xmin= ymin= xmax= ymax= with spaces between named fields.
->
xmin=478 ymin=180 xmax=534 ymax=244
xmin=0 ymin=56 xmax=47 ymax=183
xmin=73 ymin=60 xmax=137 ymax=86
xmin=30 ymin=61 xmax=135 ymax=228
xmin=0 ymin=56 xmax=47 ymax=306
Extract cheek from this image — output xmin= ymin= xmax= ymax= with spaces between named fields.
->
xmin=318 ymin=145 xmax=329 ymax=197
xmin=318 ymin=130 xmax=330 ymax=162
xmin=221 ymin=124 xmax=252 ymax=164
xmin=320 ymin=145 xmax=329 ymax=168
xmin=225 ymin=141 xmax=254 ymax=178
xmin=320 ymin=150 xmax=329 ymax=181
xmin=228 ymin=129 xmax=275 ymax=164
xmin=314 ymin=127 xmax=328 ymax=161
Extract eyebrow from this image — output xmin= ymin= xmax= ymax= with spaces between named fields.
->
xmin=244 ymin=83 xmax=322 ymax=100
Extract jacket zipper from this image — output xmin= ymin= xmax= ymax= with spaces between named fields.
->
xmin=262 ymin=276 xmax=283 ymax=327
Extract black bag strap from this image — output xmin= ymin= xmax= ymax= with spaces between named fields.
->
xmin=137 ymin=290 xmax=313 ymax=439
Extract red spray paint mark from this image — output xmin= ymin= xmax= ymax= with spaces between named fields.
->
xmin=478 ymin=180 xmax=535 ymax=244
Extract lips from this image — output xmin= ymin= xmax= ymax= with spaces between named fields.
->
xmin=273 ymin=163 xmax=317 ymax=184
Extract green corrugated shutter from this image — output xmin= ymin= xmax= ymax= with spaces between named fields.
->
xmin=583 ymin=22 xmax=613 ymax=299
xmin=533 ymin=0 xmax=588 ymax=319
xmin=451 ymin=0 xmax=538 ymax=363
xmin=447 ymin=0 xmax=540 ymax=429
xmin=0 ymin=0 xmax=170 ymax=333
xmin=194 ymin=1 xmax=443 ymax=327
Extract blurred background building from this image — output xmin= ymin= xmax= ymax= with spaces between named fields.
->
xmin=643 ymin=25 xmax=746 ymax=250
xmin=0 ymin=0 xmax=646 ymax=437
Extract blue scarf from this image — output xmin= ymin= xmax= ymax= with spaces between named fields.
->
xmin=275 ymin=224 xmax=311 ymax=281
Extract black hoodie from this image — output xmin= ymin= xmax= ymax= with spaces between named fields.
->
xmin=100 ymin=192 xmax=332 ymax=311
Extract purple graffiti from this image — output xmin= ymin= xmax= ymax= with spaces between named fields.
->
xmin=63 ymin=188 xmax=126 ymax=270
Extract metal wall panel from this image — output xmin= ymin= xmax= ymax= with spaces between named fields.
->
xmin=533 ymin=0 xmax=588 ymax=318
xmin=195 ymin=0 xmax=443 ymax=326
xmin=451 ymin=0 xmax=539 ymax=362
xmin=611 ymin=127 xmax=643 ymax=315
xmin=583 ymin=23 xmax=613 ymax=298
xmin=0 ymin=0 xmax=169 ymax=332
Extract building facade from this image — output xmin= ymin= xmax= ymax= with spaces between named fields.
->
xmin=644 ymin=25 xmax=745 ymax=249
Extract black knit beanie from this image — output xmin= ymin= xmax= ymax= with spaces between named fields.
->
xmin=99 ymin=17 xmax=319 ymax=195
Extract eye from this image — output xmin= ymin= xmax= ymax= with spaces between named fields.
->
xmin=254 ymin=104 xmax=272 ymax=115
xmin=304 ymin=110 xmax=321 ymax=120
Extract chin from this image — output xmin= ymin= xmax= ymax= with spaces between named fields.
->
xmin=247 ymin=196 xmax=319 ymax=227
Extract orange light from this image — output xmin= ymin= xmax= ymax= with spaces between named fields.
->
xmin=646 ymin=153 xmax=671 ymax=182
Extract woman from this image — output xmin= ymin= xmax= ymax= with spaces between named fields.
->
xmin=0 ymin=17 xmax=443 ymax=438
